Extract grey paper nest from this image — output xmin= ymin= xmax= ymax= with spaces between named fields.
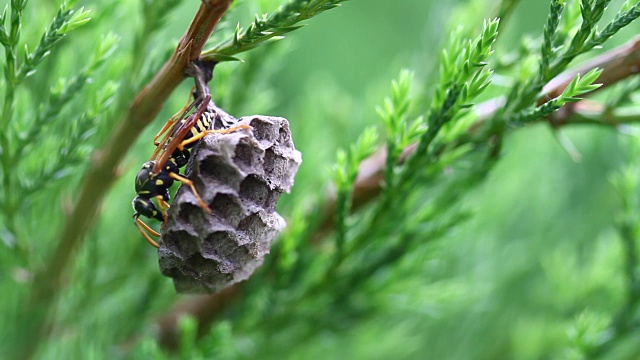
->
xmin=158 ymin=115 xmax=301 ymax=293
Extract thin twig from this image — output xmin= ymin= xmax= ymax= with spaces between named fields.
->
xmin=16 ymin=1 xmax=233 ymax=359
xmin=151 ymin=35 xmax=640 ymax=350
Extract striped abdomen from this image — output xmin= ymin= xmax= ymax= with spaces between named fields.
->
xmin=177 ymin=106 xmax=239 ymax=149
xmin=179 ymin=109 xmax=215 ymax=148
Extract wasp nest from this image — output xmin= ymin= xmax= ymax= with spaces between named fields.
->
xmin=158 ymin=114 xmax=301 ymax=293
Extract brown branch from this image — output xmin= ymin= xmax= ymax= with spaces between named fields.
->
xmin=150 ymin=35 xmax=640 ymax=350
xmin=16 ymin=2 xmax=233 ymax=359
xmin=542 ymin=37 xmax=640 ymax=102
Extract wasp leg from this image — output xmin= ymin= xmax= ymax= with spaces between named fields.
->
xmin=169 ymin=172 xmax=212 ymax=213
xmin=153 ymin=91 xmax=197 ymax=146
xmin=134 ymin=216 xmax=161 ymax=248
xmin=178 ymin=124 xmax=253 ymax=150
xmin=155 ymin=195 xmax=171 ymax=223
xmin=157 ymin=196 xmax=171 ymax=212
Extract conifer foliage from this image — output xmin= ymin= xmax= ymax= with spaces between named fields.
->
xmin=2 ymin=0 xmax=640 ymax=358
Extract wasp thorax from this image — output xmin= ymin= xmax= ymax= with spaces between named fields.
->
xmin=158 ymin=114 xmax=301 ymax=294
xmin=134 ymin=161 xmax=155 ymax=189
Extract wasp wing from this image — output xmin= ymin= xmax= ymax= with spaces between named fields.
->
xmin=151 ymin=94 xmax=212 ymax=174
xmin=149 ymin=96 xmax=201 ymax=162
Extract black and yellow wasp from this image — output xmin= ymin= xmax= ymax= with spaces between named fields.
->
xmin=132 ymin=93 xmax=251 ymax=248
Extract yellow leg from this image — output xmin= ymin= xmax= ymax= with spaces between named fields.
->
xmin=169 ymin=172 xmax=212 ymax=213
xmin=157 ymin=197 xmax=170 ymax=212
xmin=155 ymin=195 xmax=171 ymax=223
xmin=153 ymin=90 xmax=196 ymax=145
xmin=154 ymin=116 xmax=178 ymax=146
xmin=178 ymin=124 xmax=253 ymax=150
xmin=135 ymin=217 xmax=161 ymax=248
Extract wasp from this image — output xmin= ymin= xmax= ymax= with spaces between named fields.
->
xmin=132 ymin=93 xmax=251 ymax=248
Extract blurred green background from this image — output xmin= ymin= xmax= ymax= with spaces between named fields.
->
xmin=3 ymin=0 xmax=640 ymax=358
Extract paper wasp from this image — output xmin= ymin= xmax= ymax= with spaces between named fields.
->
xmin=132 ymin=93 xmax=251 ymax=248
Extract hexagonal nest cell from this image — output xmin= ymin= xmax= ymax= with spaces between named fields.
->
xmin=158 ymin=114 xmax=302 ymax=293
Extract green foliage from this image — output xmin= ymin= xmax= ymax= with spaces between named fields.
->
xmin=499 ymin=0 xmax=640 ymax=120
xmin=331 ymin=126 xmax=378 ymax=257
xmin=376 ymin=69 xmax=424 ymax=190
xmin=0 ymin=1 xmax=106 ymax=257
xmin=3 ymin=0 xmax=640 ymax=359
xmin=509 ymin=68 xmax=603 ymax=124
xmin=202 ymin=0 xmax=349 ymax=62
xmin=402 ymin=18 xmax=497 ymax=185
xmin=540 ymin=0 xmax=565 ymax=80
